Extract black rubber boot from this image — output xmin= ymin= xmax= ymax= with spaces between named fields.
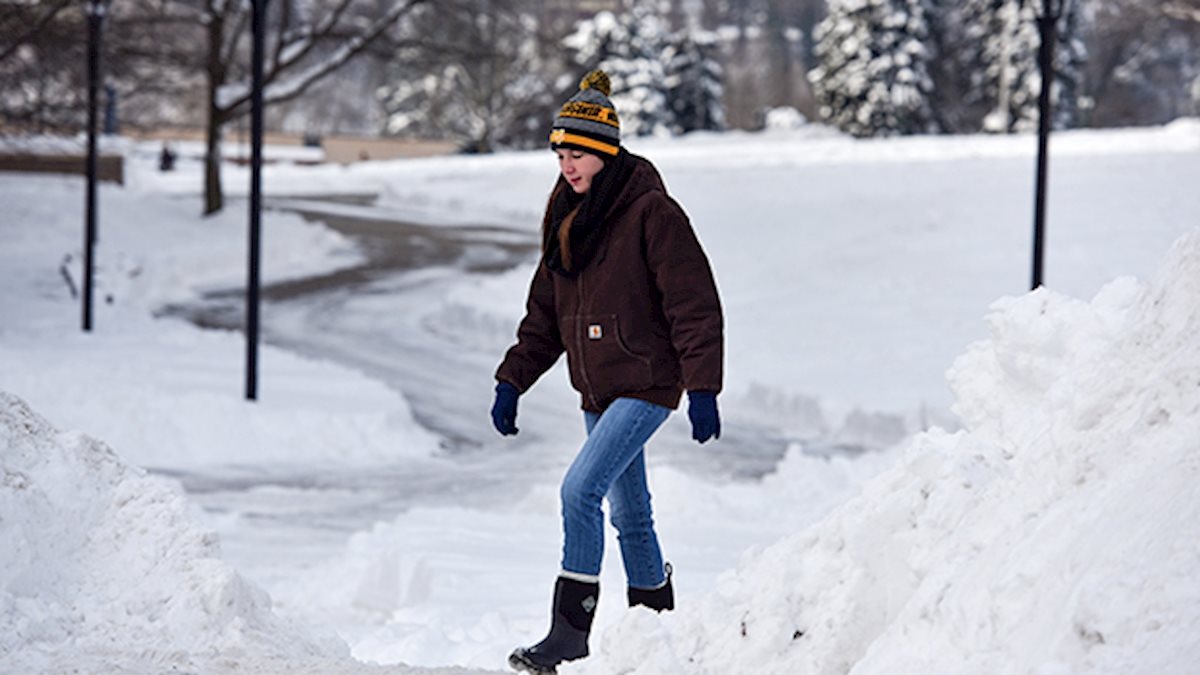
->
xmin=628 ymin=562 xmax=674 ymax=612
xmin=509 ymin=576 xmax=599 ymax=673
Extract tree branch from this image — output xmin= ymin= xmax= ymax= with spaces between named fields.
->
xmin=271 ymin=0 xmax=293 ymax=73
xmin=221 ymin=5 xmax=251 ymax=71
xmin=0 ymin=0 xmax=75 ymax=64
xmin=219 ymin=0 xmax=428 ymax=116
xmin=1162 ymin=1 xmax=1200 ymax=23
xmin=265 ymin=0 xmax=356 ymax=84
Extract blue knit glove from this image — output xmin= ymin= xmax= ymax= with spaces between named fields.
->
xmin=687 ymin=391 xmax=720 ymax=444
xmin=491 ymin=382 xmax=520 ymax=436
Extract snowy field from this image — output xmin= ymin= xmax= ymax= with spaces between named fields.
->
xmin=2 ymin=121 xmax=1198 ymax=673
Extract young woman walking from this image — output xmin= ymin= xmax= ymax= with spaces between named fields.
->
xmin=491 ymin=70 xmax=724 ymax=674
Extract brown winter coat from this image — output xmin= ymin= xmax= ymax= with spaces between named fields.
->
xmin=495 ymin=153 xmax=723 ymax=412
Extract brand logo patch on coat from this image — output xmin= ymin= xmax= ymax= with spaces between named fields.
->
xmin=588 ymin=324 xmax=603 ymax=340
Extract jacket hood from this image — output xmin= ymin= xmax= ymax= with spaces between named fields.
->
xmin=601 ymin=152 xmax=667 ymax=222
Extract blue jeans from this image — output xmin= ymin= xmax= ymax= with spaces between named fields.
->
xmin=560 ymin=397 xmax=671 ymax=589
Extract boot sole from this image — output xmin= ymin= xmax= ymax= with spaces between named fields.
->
xmin=508 ymin=648 xmax=557 ymax=674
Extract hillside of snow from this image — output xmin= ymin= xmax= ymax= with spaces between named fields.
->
xmin=568 ymin=232 xmax=1200 ymax=674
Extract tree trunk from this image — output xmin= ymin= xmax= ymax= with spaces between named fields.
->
xmin=992 ymin=0 xmax=1019 ymax=133
xmin=204 ymin=101 xmax=224 ymax=215
xmin=204 ymin=13 xmax=225 ymax=216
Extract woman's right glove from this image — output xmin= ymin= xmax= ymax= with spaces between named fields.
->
xmin=490 ymin=382 xmax=520 ymax=436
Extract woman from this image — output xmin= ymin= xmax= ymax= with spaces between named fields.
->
xmin=491 ymin=70 xmax=724 ymax=674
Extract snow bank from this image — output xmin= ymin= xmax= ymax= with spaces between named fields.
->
xmin=0 ymin=392 xmax=490 ymax=674
xmin=567 ymin=229 xmax=1200 ymax=674
xmin=0 ymin=391 xmax=335 ymax=671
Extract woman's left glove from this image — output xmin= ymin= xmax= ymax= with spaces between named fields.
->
xmin=491 ymin=382 xmax=520 ymax=436
xmin=687 ymin=391 xmax=721 ymax=443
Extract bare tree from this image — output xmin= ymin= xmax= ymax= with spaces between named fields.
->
xmin=0 ymin=0 xmax=74 ymax=64
xmin=193 ymin=0 xmax=429 ymax=214
xmin=2 ymin=0 xmax=207 ymax=132
xmin=1163 ymin=0 xmax=1200 ymax=23
xmin=0 ymin=1 xmax=87 ymax=131
xmin=2 ymin=0 xmax=429 ymax=212
xmin=1082 ymin=0 xmax=1200 ymax=127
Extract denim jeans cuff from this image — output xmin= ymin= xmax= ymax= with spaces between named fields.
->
xmin=560 ymin=569 xmax=601 ymax=584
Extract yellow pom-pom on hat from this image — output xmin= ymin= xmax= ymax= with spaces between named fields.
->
xmin=579 ymin=70 xmax=612 ymax=97
xmin=549 ymin=70 xmax=620 ymax=156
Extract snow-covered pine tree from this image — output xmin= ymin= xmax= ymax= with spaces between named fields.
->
xmin=378 ymin=2 xmax=556 ymax=151
xmin=663 ymin=25 xmax=726 ymax=134
xmin=564 ymin=0 xmax=673 ymax=137
xmin=960 ymin=0 xmax=1086 ymax=133
xmin=921 ymin=0 xmax=975 ymax=133
xmin=810 ymin=0 xmax=938 ymax=137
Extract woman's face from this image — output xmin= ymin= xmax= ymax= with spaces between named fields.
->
xmin=556 ymin=149 xmax=605 ymax=194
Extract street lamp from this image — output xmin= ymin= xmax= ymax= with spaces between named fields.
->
xmin=83 ymin=0 xmax=111 ymax=332
xmin=1029 ymin=0 xmax=1068 ymax=290
xmin=245 ymin=0 xmax=269 ymax=400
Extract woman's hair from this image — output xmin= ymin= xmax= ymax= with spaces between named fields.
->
xmin=542 ymin=179 xmax=582 ymax=271
xmin=556 ymin=205 xmax=580 ymax=271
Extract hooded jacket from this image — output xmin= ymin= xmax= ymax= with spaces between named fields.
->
xmin=495 ymin=152 xmax=723 ymax=413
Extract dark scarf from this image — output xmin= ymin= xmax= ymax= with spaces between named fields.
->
xmin=543 ymin=148 xmax=634 ymax=277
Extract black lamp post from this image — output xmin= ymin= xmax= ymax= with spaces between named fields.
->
xmin=245 ymin=0 xmax=268 ymax=400
xmin=83 ymin=0 xmax=110 ymax=332
xmin=1030 ymin=0 xmax=1066 ymax=290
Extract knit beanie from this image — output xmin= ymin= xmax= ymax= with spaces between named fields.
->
xmin=549 ymin=70 xmax=620 ymax=157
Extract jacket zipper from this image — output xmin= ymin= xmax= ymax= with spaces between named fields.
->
xmin=575 ymin=270 xmax=601 ymax=409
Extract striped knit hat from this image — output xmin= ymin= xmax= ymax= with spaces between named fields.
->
xmin=549 ymin=70 xmax=620 ymax=157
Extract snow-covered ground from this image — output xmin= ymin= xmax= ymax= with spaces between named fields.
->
xmin=2 ymin=121 xmax=1198 ymax=673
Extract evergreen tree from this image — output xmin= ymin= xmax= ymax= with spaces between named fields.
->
xmin=810 ymin=0 xmax=938 ymax=137
xmin=922 ymin=0 xmax=975 ymax=133
xmin=378 ymin=1 xmax=557 ymax=151
xmin=959 ymin=0 xmax=1086 ymax=133
xmin=564 ymin=1 xmax=672 ymax=137
xmin=663 ymin=26 xmax=726 ymax=134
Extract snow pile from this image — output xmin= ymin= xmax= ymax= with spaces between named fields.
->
xmin=0 ymin=391 xmax=337 ymax=672
xmin=569 ymin=230 xmax=1200 ymax=674
xmin=0 ymin=392 xmax=492 ymax=674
